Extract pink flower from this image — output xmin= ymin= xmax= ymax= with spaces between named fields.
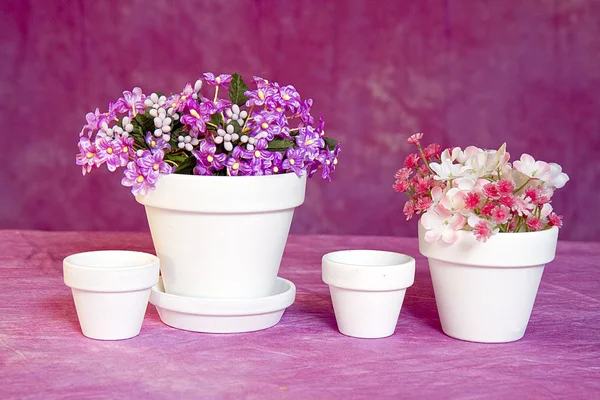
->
xmin=464 ymin=192 xmax=481 ymax=210
xmin=403 ymin=201 xmax=415 ymax=220
xmin=499 ymin=195 xmax=516 ymax=208
xmin=404 ymin=153 xmax=420 ymax=169
xmin=526 ymin=216 xmax=544 ymax=231
xmin=513 ymin=153 xmax=552 ymax=181
xmin=512 ymin=196 xmax=534 ymax=216
xmin=508 ymin=218 xmax=518 ymax=231
xmin=473 ymin=220 xmax=493 ymax=242
xmin=491 ymin=205 xmax=511 ymax=225
xmin=394 ymin=168 xmax=412 ymax=181
xmin=421 ymin=205 xmax=467 ymax=243
xmin=483 ymin=183 xmax=500 ymax=199
xmin=393 ymin=179 xmax=410 ymax=192
xmin=415 ymin=195 xmax=433 ymax=212
xmin=480 ymin=202 xmax=495 ymax=216
xmin=423 ymin=143 xmax=441 ymax=160
xmin=525 ymin=187 xmax=538 ymax=202
xmin=497 ymin=179 xmax=515 ymax=196
xmin=407 ymin=133 xmax=423 ymax=145
xmin=412 ymin=176 xmax=432 ymax=194
xmin=548 ymin=213 xmax=563 ymax=228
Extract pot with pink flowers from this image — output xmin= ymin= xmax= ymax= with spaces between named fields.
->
xmin=394 ymin=133 xmax=569 ymax=343
xmin=76 ymin=73 xmax=341 ymax=332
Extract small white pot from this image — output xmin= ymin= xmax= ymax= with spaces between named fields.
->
xmin=136 ymin=173 xmax=306 ymax=299
xmin=322 ymin=250 xmax=416 ymax=339
xmin=419 ymin=222 xmax=559 ymax=343
xmin=63 ymin=251 xmax=159 ymax=340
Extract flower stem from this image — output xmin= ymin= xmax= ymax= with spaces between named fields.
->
xmin=417 ymin=144 xmax=435 ymax=174
xmin=241 ymin=105 xmax=254 ymax=133
xmin=213 ymin=87 xmax=219 ymax=104
xmin=513 ymin=178 xmax=531 ymax=194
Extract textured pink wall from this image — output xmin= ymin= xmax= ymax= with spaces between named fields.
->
xmin=1 ymin=0 xmax=599 ymax=240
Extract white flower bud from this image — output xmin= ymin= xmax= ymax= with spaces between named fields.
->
xmin=158 ymin=108 xmax=166 ymax=116
xmin=122 ymin=117 xmax=130 ymax=125
xmin=162 ymin=134 xmax=170 ymax=142
xmin=159 ymin=95 xmax=167 ymax=104
xmin=226 ymin=125 xmax=234 ymax=134
xmin=154 ymin=129 xmax=162 ymax=137
xmin=162 ymin=125 xmax=171 ymax=133
xmin=149 ymin=109 xmax=158 ymax=117
xmin=154 ymin=117 xmax=163 ymax=128
xmin=224 ymin=134 xmax=232 ymax=142
xmin=232 ymin=104 xmax=240 ymax=114
xmin=185 ymin=143 xmax=193 ymax=151
xmin=224 ymin=142 xmax=233 ymax=151
xmin=225 ymin=109 xmax=233 ymax=118
xmin=178 ymin=142 xmax=185 ymax=149
xmin=248 ymin=137 xmax=256 ymax=145
xmin=163 ymin=117 xmax=172 ymax=126
xmin=194 ymin=79 xmax=203 ymax=92
xmin=247 ymin=144 xmax=254 ymax=151
xmin=191 ymin=138 xmax=199 ymax=146
xmin=239 ymin=110 xmax=248 ymax=119
xmin=150 ymin=93 xmax=159 ymax=103
xmin=217 ymin=129 xmax=226 ymax=136
xmin=232 ymin=133 xmax=239 ymax=141
xmin=184 ymin=136 xmax=191 ymax=143
xmin=192 ymin=93 xmax=198 ymax=100
xmin=173 ymin=114 xmax=180 ymax=120
xmin=178 ymin=136 xmax=185 ymax=142
xmin=136 ymin=149 xmax=144 ymax=157
xmin=214 ymin=136 xmax=224 ymax=144
xmin=144 ymin=99 xmax=154 ymax=107
xmin=240 ymin=135 xmax=249 ymax=143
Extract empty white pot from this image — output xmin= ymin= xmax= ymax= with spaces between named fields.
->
xmin=136 ymin=173 xmax=306 ymax=299
xmin=419 ymin=222 xmax=559 ymax=343
xmin=63 ymin=250 xmax=160 ymax=340
xmin=322 ymin=250 xmax=416 ymax=338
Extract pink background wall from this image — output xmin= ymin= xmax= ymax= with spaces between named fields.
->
xmin=2 ymin=0 xmax=599 ymax=240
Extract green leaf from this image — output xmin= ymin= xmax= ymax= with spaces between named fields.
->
xmin=164 ymin=153 xmax=189 ymax=164
xmin=174 ymin=154 xmax=196 ymax=175
xmin=134 ymin=113 xmax=155 ymax=134
xmin=323 ymin=137 xmax=339 ymax=151
xmin=267 ymin=138 xmax=296 ymax=151
xmin=208 ymin=112 xmax=223 ymax=130
xmin=228 ymin=73 xmax=249 ymax=106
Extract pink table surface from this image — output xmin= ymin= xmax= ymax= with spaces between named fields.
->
xmin=1 ymin=230 xmax=599 ymax=399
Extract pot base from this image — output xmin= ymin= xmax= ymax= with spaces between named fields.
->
xmin=149 ymin=277 xmax=296 ymax=333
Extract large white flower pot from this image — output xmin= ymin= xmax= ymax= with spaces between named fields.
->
xmin=418 ymin=222 xmax=559 ymax=343
xmin=136 ymin=173 xmax=306 ymax=299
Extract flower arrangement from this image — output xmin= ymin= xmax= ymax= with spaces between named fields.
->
xmin=77 ymin=73 xmax=341 ymax=195
xmin=394 ymin=133 xmax=569 ymax=243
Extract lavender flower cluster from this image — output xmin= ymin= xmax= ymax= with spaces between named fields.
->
xmin=77 ymin=73 xmax=341 ymax=196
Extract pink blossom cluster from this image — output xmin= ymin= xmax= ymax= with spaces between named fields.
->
xmin=394 ymin=133 xmax=569 ymax=243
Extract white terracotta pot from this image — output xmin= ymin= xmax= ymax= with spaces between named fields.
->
xmin=63 ymin=251 xmax=160 ymax=340
xmin=322 ymin=250 xmax=416 ymax=338
xmin=136 ymin=173 xmax=306 ymax=299
xmin=418 ymin=222 xmax=559 ymax=343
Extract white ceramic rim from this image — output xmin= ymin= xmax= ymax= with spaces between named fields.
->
xmin=63 ymin=250 xmax=159 ymax=270
xmin=322 ymin=250 xmax=416 ymax=291
xmin=149 ymin=277 xmax=296 ymax=316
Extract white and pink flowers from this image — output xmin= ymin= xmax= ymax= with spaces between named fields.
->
xmin=394 ymin=135 xmax=569 ymax=243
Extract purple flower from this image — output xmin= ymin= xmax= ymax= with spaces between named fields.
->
xmin=80 ymin=108 xmax=109 ymax=137
xmin=95 ymin=137 xmax=122 ymax=172
xmin=245 ymin=85 xmax=277 ymax=108
xmin=299 ymin=99 xmax=314 ymax=125
xmin=225 ymin=147 xmax=249 ymax=176
xmin=76 ymin=137 xmax=98 ymax=176
xmin=145 ymin=132 xmax=171 ymax=153
xmin=252 ymin=76 xmax=273 ymax=89
xmin=170 ymin=83 xmax=197 ymax=111
xmin=117 ymin=136 xmax=135 ymax=166
xmin=203 ymin=73 xmax=232 ymax=90
xmin=114 ymin=87 xmax=146 ymax=117
xmin=136 ymin=149 xmax=173 ymax=180
xmin=315 ymin=115 xmax=325 ymax=136
xmin=282 ymin=147 xmax=306 ymax=176
xmin=250 ymin=110 xmax=282 ymax=140
xmin=295 ymin=126 xmax=324 ymax=160
xmin=273 ymin=85 xmax=301 ymax=113
xmin=121 ymin=161 xmax=153 ymax=196
xmin=180 ymin=101 xmax=211 ymax=133
xmin=192 ymin=140 xmax=227 ymax=175
xmin=262 ymin=151 xmax=284 ymax=175
xmin=319 ymin=144 xmax=341 ymax=181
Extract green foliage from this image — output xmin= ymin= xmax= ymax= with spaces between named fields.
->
xmin=228 ymin=73 xmax=249 ymax=106
xmin=173 ymin=154 xmax=196 ymax=174
xmin=267 ymin=138 xmax=296 ymax=151
xmin=324 ymin=137 xmax=339 ymax=151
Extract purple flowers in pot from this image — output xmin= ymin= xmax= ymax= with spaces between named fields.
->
xmin=77 ymin=73 xmax=341 ymax=195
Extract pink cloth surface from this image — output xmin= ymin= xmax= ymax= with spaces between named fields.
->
xmin=1 ymin=230 xmax=599 ymax=399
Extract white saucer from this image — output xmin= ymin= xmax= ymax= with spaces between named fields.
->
xmin=149 ymin=277 xmax=296 ymax=333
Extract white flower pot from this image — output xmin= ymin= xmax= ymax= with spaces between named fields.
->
xmin=322 ymin=250 xmax=416 ymax=338
xmin=136 ymin=173 xmax=306 ymax=299
xmin=418 ymin=222 xmax=559 ymax=343
xmin=63 ymin=251 xmax=160 ymax=340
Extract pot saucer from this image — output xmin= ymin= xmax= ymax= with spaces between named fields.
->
xmin=149 ymin=277 xmax=296 ymax=333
